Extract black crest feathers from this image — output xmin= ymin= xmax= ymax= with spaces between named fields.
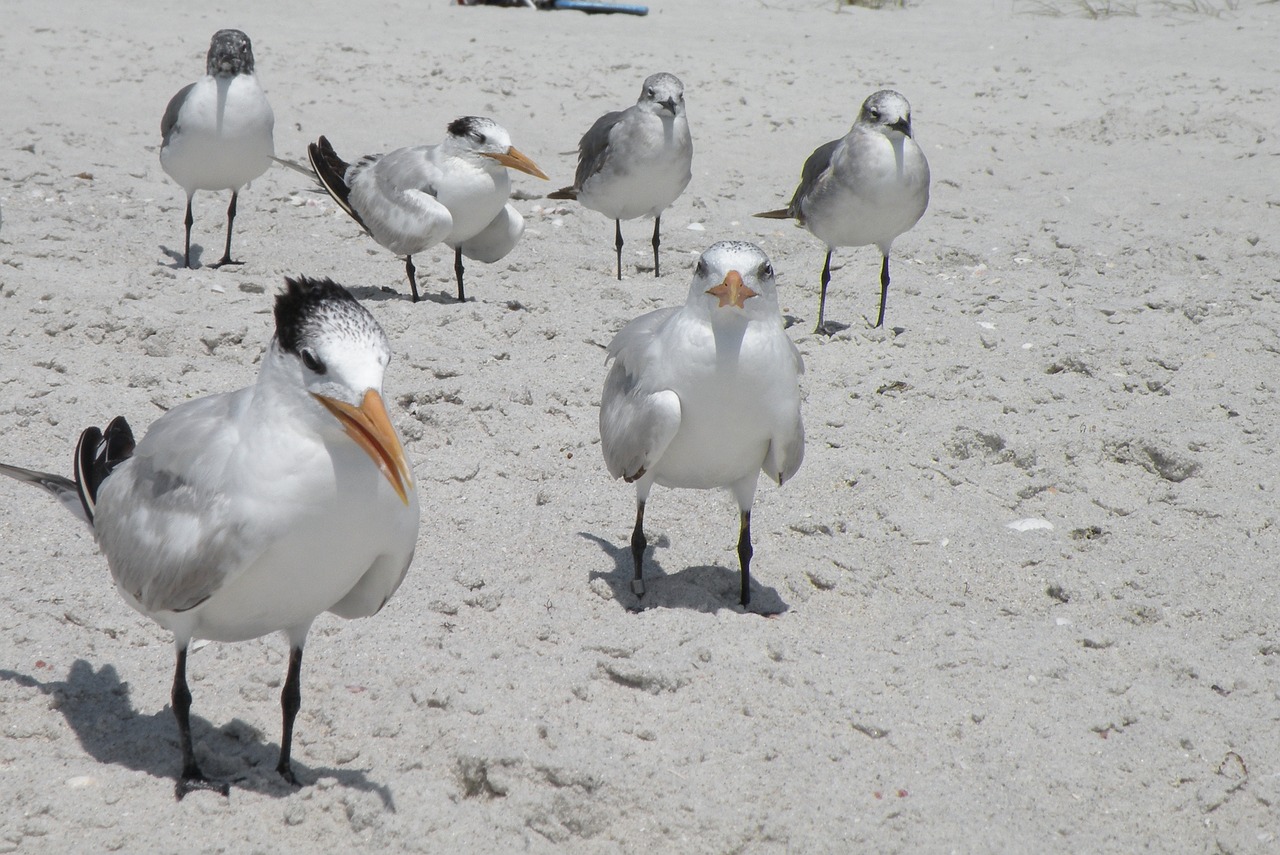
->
xmin=273 ymin=277 xmax=360 ymax=355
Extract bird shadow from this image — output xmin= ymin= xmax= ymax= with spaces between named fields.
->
xmin=341 ymin=284 xmax=461 ymax=306
xmin=580 ymin=532 xmax=789 ymax=616
xmin=160 ymin=243 xmax=201 ymax=269
xmin=0 ymin=660 xmax=395 ymax=809
xmin=815 ymin=319 xmax=852 ymax=336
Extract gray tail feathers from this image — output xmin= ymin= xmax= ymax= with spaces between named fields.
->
xmin=0 ymin=462 xmax=84 ymax=524
xmin=73 ymin=416 xmax=135 ymax=523
xmin=307 ymin=136 xmax=368 ymax=232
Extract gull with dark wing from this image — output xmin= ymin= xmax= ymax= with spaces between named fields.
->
xmin=756 ymin=89 xmax=930 ymax=334
xmin=0 ymin=277 xmax=419 ymax=799
xmin=549 ymin=73 xmax=693 ymax=280
xmin=160 ymin=29 xmax=275 ymax=269
xmin=600 ymin=241 xmax=804 ymax=608
xmin=308 ymin=117 xmax=548 ymax=303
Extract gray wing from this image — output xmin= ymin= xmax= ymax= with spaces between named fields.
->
xmin=160 ymin=83 xmax=195 ymax=145
xmin=759 ymin=337 xmax=806 ymax=486
xmin=328 ymin=549 xmax=415 ymax=619
xmin=347 ymin=146 xmax=453 ymax=255
xmin=459 ymin=203 xmax=523 ymax=263
xmin=93 ymin=390 xmax=266 ymax=614
xmin=371 ymin=145 xmax=439 ymax=196
xmin=600 ymin=308 xmax=683 ymax=482
xmin=574 ymin=109 xmax=628 ymax=189
xmin=787 ymin=138 xmax=841 ymax=220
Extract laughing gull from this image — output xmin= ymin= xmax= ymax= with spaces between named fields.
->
xmin=549 ymin=73 xmax=693 ymax=280
xmin=756 ymin=89 xmax=929 ymax=333
xmin=160 ymin=29 xmax=275 ymax=269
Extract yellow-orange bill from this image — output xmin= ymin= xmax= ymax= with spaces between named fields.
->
xmin=705 ymin=270 xmax=758 ymax=309
xmin=487 ymin=146 xmax=549 ymax=180
xmin=312 ymin=389 xmax=413 ymax=505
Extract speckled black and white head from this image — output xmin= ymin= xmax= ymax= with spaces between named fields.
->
xmin=206 ymin=29 xmax=255 ymax=77
xmin=272 ymin=276 xmax=411 ymax=503
xmin=274 ymin=276 xmax=391 ymax=399
xmin=637 ymin=73 xmax=686 ymax=118
xmin=686 ymin=240 xmax=780 ymax=318
xmin=443 ymin=117 xmax=548 ymax=179
xmin=857 ymin=90 xmax=913 ymax=138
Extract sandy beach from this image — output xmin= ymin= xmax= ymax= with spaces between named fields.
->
xmin=2 ymin=0 xmax=1279 ymax=851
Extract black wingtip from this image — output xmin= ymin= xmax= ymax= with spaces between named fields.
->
xmin=546 ymin=187 xmax=578 ymax=201
xmin=74 ymin=417 xmax=135 ymax=523
xmin=753 ymin=208 xmax=792 ymax=220
xmin=307 ymin=137 xmax=368 ymax=232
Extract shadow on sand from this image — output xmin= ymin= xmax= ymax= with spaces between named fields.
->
xmin=0 ymin=659 xmax=396 ymax=808
xmin=581 ymin=531 xmax=789 ymax=616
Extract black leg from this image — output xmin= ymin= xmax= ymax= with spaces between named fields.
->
xmin=453 ymin=247 xmax=466 ymax=302
xmin=815 ymin=250 xmax=833 ymax=335
xmin=630 ymin=501 xmax=647 ymax=597
xmin=211 ymin=191 xmax=242 ymax=268
xmin=651 ymin=215 xmax=661 ymax=277
xmin=875 ymin=254 xmax=890 ymax=329
xmin=182 ymin=196 xmax=194 ymax=269
xmin=405 ymin=256 xmax=421 ymax=303
xmin=737 ymin=510 xmax=754 ymax=607
xmin=614 ymin=220 xmax=624 ymax=281
xmin=172 ymin=645 xmax=229 ymax=800
xmin=276 ymin=646 xmax=303 ymax=786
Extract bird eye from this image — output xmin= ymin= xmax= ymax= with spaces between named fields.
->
xmin=470 ymin=131 xmax=487 ymax=145
xmin=695 ymin=259 xmax=708 ymax=277
xmin=760 ymin=263 xmax=774 ymax=279
xmin=646 ymin=88 xmax=655 ymax=98
xmin=301 ymin=348 xmax=326 ymax=374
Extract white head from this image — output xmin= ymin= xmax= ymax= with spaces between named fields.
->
xmin=636 ymin=73 xmax=687 ymax=119
xmin=442 ymin=116 xmax=548 ymax=180
xmin=856 ymin=89 xmax=915 ymax=139
xmin=685 ymin=240 xmax=780 ymax=322
xmin=272 ymin=276 xmax=412 ymax=503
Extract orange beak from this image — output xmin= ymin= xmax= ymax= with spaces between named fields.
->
xmin=485 ymin=146 xmax=549 ymax=180
xmin=312 ymin=389 xmax=413 ymax=505
xmin=705 ymin=270 xmax=758 ymax=309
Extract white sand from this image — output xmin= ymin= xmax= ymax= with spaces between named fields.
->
xmin=2 ymin=0 xmax=1278 ymax=851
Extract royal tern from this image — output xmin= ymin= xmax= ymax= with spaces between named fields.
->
xmin=308 ymin=117 xmax=548 ymax=303
xmin=756 ymin=89 xmax=929 ymax=334
xmin=0 ymin=277 xmax=419 ymax=798
xmin=548 ymin=72 xmax=693 ymax=280
xmin=600 ymin=241 xmax=804 ymax=607
xmin=160 ymin=29 xmax=275 ymax=269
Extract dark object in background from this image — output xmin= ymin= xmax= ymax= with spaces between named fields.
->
xmin=456 ymin=0 xmax=649 ymax=15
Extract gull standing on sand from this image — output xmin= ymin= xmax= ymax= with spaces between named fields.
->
xmin=0 ymin=277 xmax=419 ymax=799
xmin=756 ymin=89 xmax=929 ymax=334
xmin=160 ymin=29 xmax=275 ymax=269
xmin=548 ymin=72 xmax=693 ymax=280
xmin=308 ymin=117 xmax=548 ymax=303
xmin=600 ymin=241 xmax=804 ymax=607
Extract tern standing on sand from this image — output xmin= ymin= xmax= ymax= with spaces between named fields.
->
xmin=308 ymin=117 xmax=548 ymax=303
xmin=757 ymin=89 xmax=929 ymax=334
xmin=600 ymin=241 xmax=804 ymax=607
xmin=0 ymin=277 xmax=418 ymax=799
xmin=160 ymin=29 xmax=275 ymax=269
xmin=549 ymin=72 xmax=693 ymax=280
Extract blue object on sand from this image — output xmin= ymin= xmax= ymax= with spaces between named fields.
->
xmin=547 ymin=0 xmax=649 ymax=14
